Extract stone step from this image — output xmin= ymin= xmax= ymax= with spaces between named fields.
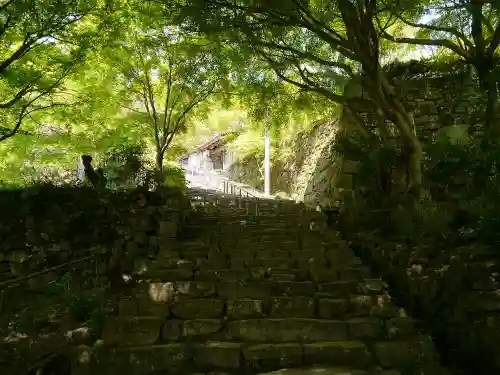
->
xmin=149 ymin=247 xmax=365 ymax=270
xmin=118 ymin=295 xmax=391 ymax=320
xmin=102 ymin=315 xmax=394 ymax=345
xmin=136 ymin=261 xmax=372 ymax=282
xmin=118 ymin=280 xmax=389 ymax=317
xmin=76 ymin=341 xmax=398 ymax=375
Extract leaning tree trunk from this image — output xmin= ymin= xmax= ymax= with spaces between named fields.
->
xmin=363 ymin=72 xmax=423 ymax=197
xmin=479 ymin=70 xmax=500 ymax=142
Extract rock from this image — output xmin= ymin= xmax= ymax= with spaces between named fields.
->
xmin=224 ymin=319 xmax=348 ymax=342
xmin=386 ymin=318 xmax=416 ymax=339
xmin=175 ymin=281 xmax=216 ymax=297
xmin=270 ymin=297 xmax=316 ymax=318
xmin=276 ymin=281 xmax=315 ymax=296
xmin=227 ymin=299 xmax=265 ymax=319
xmin=303 ymin=342 xmax=372 ymax=367
xmin=171 ymin=298 xmax=224 ymax=319
xmin=101 ymin=317 xmax=162 ymax=346
xmin=7 ymin=250 xmax=29 ymax=263
xmin=243 ymin=343 xmax=303 ymax=369
xmin=91 ymin=344 xmax=189 ymax=375
xmin=256 ymin=367 xmax=369 ymax=375
xmin=195 ymin=342 xmax=242 ymax=370
xmin=347 ymin=318 xmax=383 ymax=339
xmin=374 ymin=341 xmax=413 ymax=368
xmin=66 ymin=327 xmax=93 ymax=345
xmin=318 ymin=299 xmax=349 ymax=318
xmin=182 ymin=319 xmax=223 ymax=336
xmin=162 ymin=319 xmax=182 ymax=341
xmin=217 ymin=281 xmax=278 ymax=299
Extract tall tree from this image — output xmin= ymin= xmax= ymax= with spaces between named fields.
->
xmin=115 ymin=27 xmax=222 ymax=181
xmin=381 ymin=0 xmax=500 ymax=139
xmin=169 ymin=0 xmax=424 ymax=194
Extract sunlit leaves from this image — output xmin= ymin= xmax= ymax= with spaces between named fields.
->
xmin=0 ymin=0 xmax=113 ymax=142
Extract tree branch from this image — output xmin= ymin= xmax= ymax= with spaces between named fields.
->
xmin=380 ymin=28 xmax=469 ymax=58
xmin=487 ymin=22 xmax=500 ymax=57
xmin=396 ymin=14 xmax=474 ymax=50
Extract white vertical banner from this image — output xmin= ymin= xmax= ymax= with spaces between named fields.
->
xmin=76 ymin=156 xmax=84 ymax=184
xmin=264 ymin=110 xmax=271 ymax=196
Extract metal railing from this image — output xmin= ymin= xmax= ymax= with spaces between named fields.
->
xmin=183 ymin=167 xmax=266 ymax=199
xmin=221 ymin=179 xmax=259 ymax=198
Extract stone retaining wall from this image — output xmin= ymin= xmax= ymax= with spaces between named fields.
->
xmin=0 ymin=186 xmax=190 ymax=374
xmin=0 ymin=186 xmax=189 ymax=285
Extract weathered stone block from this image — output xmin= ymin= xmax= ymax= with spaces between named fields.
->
xmin=154 ymin=258 xmax=193 ymax=270
xmin=182 ymin=319 xmax=223 ymax=337
xmin=356 ymin=279 xmax=386 ymax=294
xmin=371 ymin=294 xmax=401 ymax=318
xmin=309 ymin=265 xmax=340 ymax=283
xmin=255 ymin=368 xmax=369 ymax=375
xmin=318 ymin=281 xmax=357 ymax=297
xmin=101 ymin=317 xmax=162 ymax=346
xmin=229 ymin=252 xmax=255 ymax=266
xmin=291 ymin=268 xmax=310 ymax=281
xmin=303 ymin=341 xmax=372 ymax=367
xmin=260 ymin=257 xmax=296 ymax=269
xmin=171 ymin=298 xmax=224 ymax=319
xmin=326 ymin=250 xmax=362 ymax=268
xmin=218 ymin=268 xmax=251 ymax=281
xmin=217 ymin=281 xmax=278 ymax=299
xmin=250 ymin=267 xmax=268 ymax=280
xmin=348 ymin=295 xmax=376 ymax=317
xmin=118 ymin=298 xmax=138 ymax=316
xmin=292 ymin=258 xmax=312 ymax=269
xmin=162 ymin=319 xmax=182 ymax=341
xmin=175 ymin=281 xmax=216 ymax=297
xmin=292 ymin=250 xmax=326 ymax=259
xmin=159 ymin=220 xmax=178 ymax=238
xmin=348 ymin=318 xmax=383 ymax=339
xmin=270 ymin=297 xmax=315 ymax=318
xmin=318 ymin=299 xmax=349 ymax=318
xmin=142 ymin=268 xmax=193 ymax=281
xmin=91 ymin=344 xmax=189 ymax=375
xmin=183 ymin=251 xmax=208 ymax=262
xmin=258 ymin=250 xmax=290 ymax=258
xmin=242 ymin=343 xmax=303 ymax=369
xmin=195 ymin=270 xmax=219 ymax=281
xmin=412 ymin=335 xmax=438 ymax=365
xmin=300 ymin=236 xmax=324 ymax=250
xmin=156 ymin=249 xmax=181 ymax=261
xmin=338 ymin=267 xmax=371 ymax=281
xmin=227 ymin=299 xmax=265 ymax=319
xmin=277 ymin=281 xmax=315 ymax=296
xmin=207 ymin=251 xmax=226 ymax=262
xmin=268 ymin=272 xmax=296 ymax=281
xmin=224 ymin=319 xmax=347 ymax=342
xmin=386 ymin=318 xmax=416 ymax=339
xmin=135 ymin=296 xmax=171 ymax=316
xmin=195 ymin=342 xmax=242 ymax=370
xmin=374 ymin=341 xmax=413 ymax=368
xmin=199 ymin=259 xmax=229 ymax=270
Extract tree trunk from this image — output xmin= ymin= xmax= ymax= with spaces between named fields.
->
xmin=364 ymin=73 xmax=423 ymax=196
xmin=478 ymin=70 xmax=500 ymax=141
xmin=155 ymin=150 xmax=165 ymax=185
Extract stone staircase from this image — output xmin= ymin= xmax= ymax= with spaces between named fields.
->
xmin=73 ymin=194 xmax=450 ymax=375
